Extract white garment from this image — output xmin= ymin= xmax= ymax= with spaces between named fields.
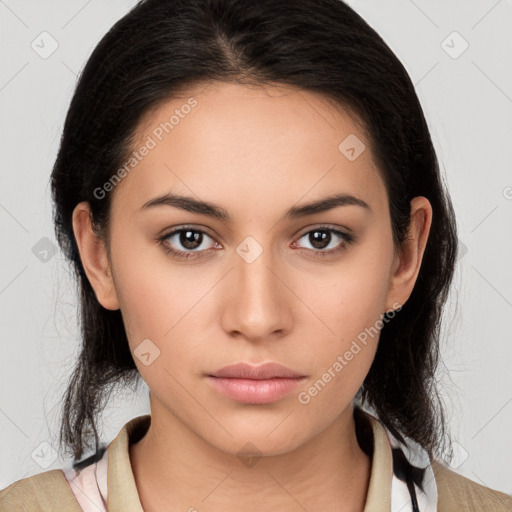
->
xmin=387 ymin=429 xmax=438 ymax=512
xmin=62 ymin=450 xmax=108 ymax=512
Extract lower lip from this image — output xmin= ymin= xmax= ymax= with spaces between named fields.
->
xmin=206 ymin=376 xmax=306 ymax=404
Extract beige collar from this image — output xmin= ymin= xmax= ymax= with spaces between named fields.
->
xmin=106 ymin=410 xmax=393 ymax=511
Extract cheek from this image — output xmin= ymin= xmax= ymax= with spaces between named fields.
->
xmin=113 ymin=265 xmax=203 ymax=396
xmin=296 ymin=243 xmax=393 ymax=393
xmin=309 ymin=253 xmax=393 ymax=341
xmin=108 ymin=234 xmax=173 ymax=348
xmin=295 ymin=287 xmax=382 ymax=419
xmin=110 ymin=242 xmax=214 ymax=366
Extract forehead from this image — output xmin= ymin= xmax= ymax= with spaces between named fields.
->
xmin=111 ymin=81 xmax=387 ymax=219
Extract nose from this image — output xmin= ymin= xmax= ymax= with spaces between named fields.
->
xmin=220 ymin=241 xmax=293 ymax=343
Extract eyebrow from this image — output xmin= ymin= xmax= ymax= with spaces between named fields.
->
xmin=139 ymin=192 xmax=371 ymax=222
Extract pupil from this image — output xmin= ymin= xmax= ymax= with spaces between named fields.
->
xmin=181 ymin=230 xmax=201 ymax=249
xmin=310 ymin=230 xmax=330 ymax=249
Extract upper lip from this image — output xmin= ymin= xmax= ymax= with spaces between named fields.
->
xmin=209 ymin=362 xmax=306 ymax=380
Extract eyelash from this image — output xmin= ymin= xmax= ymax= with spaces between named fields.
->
xmin=157 ymin=224 xmax=355 ymax=261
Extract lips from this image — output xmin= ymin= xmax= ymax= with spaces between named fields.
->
xmin=206 ymin=375 xmax=305 ymax=404
xmin=206 ymin=362 xmax=307 ymax=403
xmin=208 ymin=362 xmax=306 ymax=380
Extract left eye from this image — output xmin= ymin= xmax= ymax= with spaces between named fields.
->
xmin=294 ymin=227 xmax=353 ymax=254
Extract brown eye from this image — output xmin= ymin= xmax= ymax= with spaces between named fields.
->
xmin=158 ymin=227 xmax=217 ymax=260
xmin=175 ymin=229 xmax=203 ymax=250
xmin=294 ymin=226 xmax=354 ymax=256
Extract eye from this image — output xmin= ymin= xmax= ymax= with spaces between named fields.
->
xmin=293 ymin=226 xmax=354 ymax=257
xmin=157 ymin=224 xmax=355 ymax=261
xmin=157 ymin=226 xmax=218 ymax=260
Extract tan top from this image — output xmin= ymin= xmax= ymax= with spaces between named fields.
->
xmin=1 ymin=411 xmax=511 ymax=511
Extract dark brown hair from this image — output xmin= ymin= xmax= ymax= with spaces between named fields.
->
xmin=51 ymin=0 xmax=458 ymax=465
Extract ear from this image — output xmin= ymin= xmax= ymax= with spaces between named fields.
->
xmin=384 ymin=196 xmax=432 ymax=312
xmin=72 ymin=201 xmax=120 ymax=310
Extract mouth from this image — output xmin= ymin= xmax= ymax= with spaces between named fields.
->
xmin=206 ymin=375 xmax=306 ymax=404
xmin=209 ymin=361 xmax=306 ymax=380
xmin=206 ymin=361 xmax=307 ymax=404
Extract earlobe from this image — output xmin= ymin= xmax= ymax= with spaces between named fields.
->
xmin=385 ymin=196 xmax=432 ymax=311
xmin=72 ymin=201 xmax=120 ymax=311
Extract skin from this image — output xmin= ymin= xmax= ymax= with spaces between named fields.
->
xmin=72 ymin=81 xmax=432 ymax=512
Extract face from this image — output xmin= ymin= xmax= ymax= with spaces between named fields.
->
xmin=74 ymin=81 xmax=427 ymax=457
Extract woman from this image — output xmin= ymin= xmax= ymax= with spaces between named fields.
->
xmin=1 ymin=0 xmax=511 ymax=510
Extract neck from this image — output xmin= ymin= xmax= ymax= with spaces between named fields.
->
xmin=129 ymin=401 xmax=372 ymax=512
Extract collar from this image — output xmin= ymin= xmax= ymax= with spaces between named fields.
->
xmin=106 ymin=409 xmax=394 ymax=511
xmin=106 ymin=414 xmax=148 ymax=511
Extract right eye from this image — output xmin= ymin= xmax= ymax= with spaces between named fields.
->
xmin=157 ymin=226 xmax=219 ymax=260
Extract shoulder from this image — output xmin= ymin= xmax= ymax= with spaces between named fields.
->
xmin=432 ymin=460 xmax=512 ymax=511
xmin=0 ymin=469 xmax=82 ymax=512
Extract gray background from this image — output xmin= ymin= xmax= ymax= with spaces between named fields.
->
xmin=1 ymin=0 xmax=511 ymax=496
